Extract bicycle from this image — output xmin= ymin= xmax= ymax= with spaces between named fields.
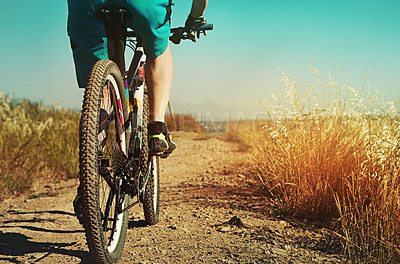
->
xmin=77 ymin=7 xmax=213 ymax=264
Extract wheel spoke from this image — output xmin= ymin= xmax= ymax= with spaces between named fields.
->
xmin=99 ymin=110 xmax=115 ymax=134
xmin=99 ymin=161 xmax=118 ymax=192
xmin=102 ymin=189 xmax=114 ymax=231
xmin=79 ymin=60 xmax=130 ymax=261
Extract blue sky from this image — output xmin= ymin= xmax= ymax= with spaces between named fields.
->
xmin=0 ymin=0 xmax=399 ymax=119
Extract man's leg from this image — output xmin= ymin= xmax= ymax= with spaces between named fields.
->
xmin=145 ymin=44 xmax=173 ymax=122
xmin=145 ymin=44 xmax=176 ymax=156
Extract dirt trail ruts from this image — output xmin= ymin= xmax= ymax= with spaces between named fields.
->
xmin=0 ymin=132 xmax=345 ymax=264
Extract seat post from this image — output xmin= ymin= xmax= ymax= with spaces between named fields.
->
xmin=97 ymin=8 xmax=130 ymax=75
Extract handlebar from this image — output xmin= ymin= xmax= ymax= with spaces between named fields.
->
xmin=126 ymin=23 xmax=213 ymax=44
xmin=170 ymin=23 xmax=214 ymax=44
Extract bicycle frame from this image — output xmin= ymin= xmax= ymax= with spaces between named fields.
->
xmin=126 ymin=36 xmax=146 ymax=157
xmin=99 ymin=8 xmax=151 ymax=212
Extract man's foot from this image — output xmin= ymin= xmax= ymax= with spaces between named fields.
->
xmin=73 ymin=185 xmax=84 ymax=225
xmin=148 ymin=121 xmax=176 ymax=157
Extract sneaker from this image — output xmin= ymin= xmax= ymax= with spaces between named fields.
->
xmin=148 ymin=121 xmax=176 ymax=157
xmin=73 ymin=185 xmax=84 ymax=225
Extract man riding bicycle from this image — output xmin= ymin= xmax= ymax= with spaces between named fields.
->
xmin=68 ymin=0 xmax=209 ymax=156
xmin=68 ymin=0 xmax=209 ymax=221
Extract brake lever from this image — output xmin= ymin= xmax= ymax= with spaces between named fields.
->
xmin=170 ymin=28 xmax=183 ymax=44
xmin=186 ymin=31 xmax=196 ymax=42
xmin=170 ymin=24 xmax=213 ymax=44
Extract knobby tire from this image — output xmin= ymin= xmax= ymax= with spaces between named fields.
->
xmin=141 ymin=84 xmax=160 ymax=225
xmin=79 ymin=60 xmax=130 ymax=264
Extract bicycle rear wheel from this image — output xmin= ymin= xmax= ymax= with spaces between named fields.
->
xmin=144 ymin=155 xmax=160 ymax=224
xmin=79 ymin=59 xmax=130 ymax=264
xmin=139 ymin=81 xmax=160 ymax=225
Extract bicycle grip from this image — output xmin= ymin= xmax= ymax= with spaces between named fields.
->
xmin=170 ymin=29 xmax=183 ymax=44
xmin=194 ymin=24 xmax=213 ymax=32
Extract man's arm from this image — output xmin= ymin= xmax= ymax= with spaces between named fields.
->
xmin=185 ymin=0 xmax=209 ymax=38
xmin=190 ymin=0 xmax=209 ymax=18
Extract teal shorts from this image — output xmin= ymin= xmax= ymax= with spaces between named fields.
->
xmin=67 ymin=0 xmax=171 ymax=87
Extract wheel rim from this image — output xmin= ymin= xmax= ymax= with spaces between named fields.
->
xmin=98 ymin=74 xmax=127 ymax=253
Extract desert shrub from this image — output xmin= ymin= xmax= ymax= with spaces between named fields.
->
xmin=239 ymin=68 xmax=400 ymax=263
xmin=165 ymin=113 xmax=205 ymax=132
xmin=0 ymin=93 xmax=79 ymax=200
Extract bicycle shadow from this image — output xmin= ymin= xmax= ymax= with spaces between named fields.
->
xmin=0 ymin=210 xmax=92 ymax=263
xmin=6 ymin=209 xmax=76 ymax=217
xmin=0 ymin=232 xmax=93 ymax=263
xmin=3 ymin=210 xmax=84 ymax=234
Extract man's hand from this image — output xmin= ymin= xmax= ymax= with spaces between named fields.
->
xmin=184 ymin=15 xmax=208 ymax=39
xmin=185 ymin=0 xmax=209 ymax=40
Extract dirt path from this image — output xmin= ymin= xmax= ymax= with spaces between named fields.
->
xmin=0 ymin=132 xmax=345 ymax=263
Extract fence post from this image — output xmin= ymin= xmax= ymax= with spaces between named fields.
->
xmin=168 ymin=100 xmax=177 ymax=130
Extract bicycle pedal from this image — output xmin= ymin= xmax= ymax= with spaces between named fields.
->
xmin=160 ymin=152 xmax=172 ymax=159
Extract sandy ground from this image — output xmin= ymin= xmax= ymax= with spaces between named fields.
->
xmin=0 ymin=132 xmax=346 ymax=263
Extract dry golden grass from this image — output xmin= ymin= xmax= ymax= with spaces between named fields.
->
xmin=165 ymin=113 xmax=205 ymax=132
xmin=221 ymin=120 xmax=266 ymax=152
xmin=0 ymin=93 xmax=80 ymax=201
xmin=230 ymin=68 xmax=400 ymax=263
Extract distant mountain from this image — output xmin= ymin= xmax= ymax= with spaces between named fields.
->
xmin=170 ymin=100 xmax=268 ymax=121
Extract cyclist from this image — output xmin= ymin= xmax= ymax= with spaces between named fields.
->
xmin=67 ymin=0 xmax=209 ymax=156
xmin=68 ymin=0 xmax=209 ymax=221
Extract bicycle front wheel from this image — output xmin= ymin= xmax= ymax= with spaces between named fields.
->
xmin=79 ymin=60 xmax=130 ymax=264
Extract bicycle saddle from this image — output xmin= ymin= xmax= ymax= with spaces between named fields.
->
xmin=96 ymin=7 xmax=132 ymax=25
